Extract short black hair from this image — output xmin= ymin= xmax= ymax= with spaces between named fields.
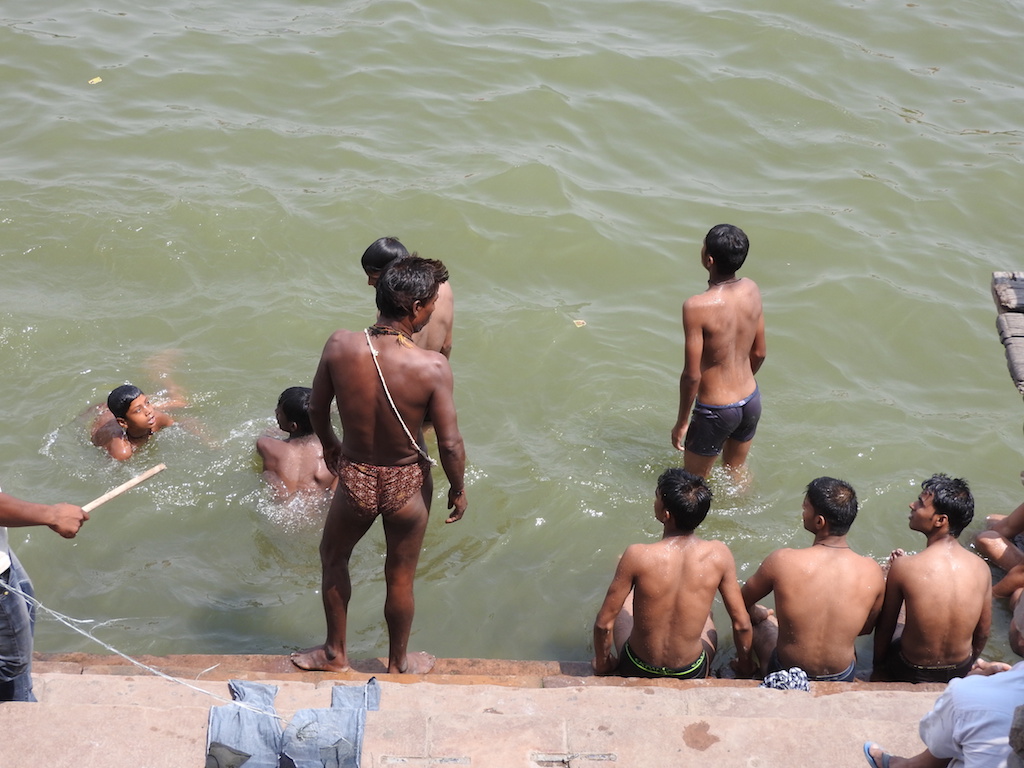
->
xmin=805 ymin=477 xmax=858 ymax=536
xmin=376 ymin=256 xmax=448 ymax=320
xmin=277 ymin=386 xmax=313 ymax=435
xmin=922 ymin=473 xmax=974 ymax=537
xmin=704 ymin=224 xmax=749 ymax=275
xmin=656 ymin=468 xmax=712 ymax=531
xmin=361 ymin=237 xmax=409 ymax=273
xmin=107 ymin=384 xmax=144 ymax=419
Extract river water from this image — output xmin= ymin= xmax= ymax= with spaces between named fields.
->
xmin=3 ymin=0 xmax=1023 ymax=670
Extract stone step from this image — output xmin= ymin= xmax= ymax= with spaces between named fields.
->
xmin=0 ymin=655 xmax=943 ymax=767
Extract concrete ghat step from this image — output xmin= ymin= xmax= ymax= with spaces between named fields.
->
xmin=0 ymin=655 xmax=943 ymax=768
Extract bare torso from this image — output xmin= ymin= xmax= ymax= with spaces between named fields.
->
xmin=311 ymin=327 xmax=456 ymax=468
xmin=257 ymin=433 xmax=337 ymax=497
xmin=412 ymin=281 xmax=454 ymax=358
xmin=889 ymin=541 xmax=992 ymax=665
xmin=762 ymin=546 xmax=884 ymax=675
xmin=625 ymin=536 xmax=737 ymax=668
xmin=684 ymin=277 xmax=764 ymax=405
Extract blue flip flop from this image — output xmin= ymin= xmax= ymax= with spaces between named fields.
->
xmin=863 ymin=742 xmax=891 ymax=768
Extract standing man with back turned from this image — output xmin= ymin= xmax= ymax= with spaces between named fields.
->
xmin=671 ymin=224 xmax=766 ymax=481
xmin=291 ymin=256 xmax=467 ymax=675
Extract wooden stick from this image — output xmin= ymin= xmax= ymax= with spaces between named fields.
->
xmin=82 ymin=463 xmax=167 ymax=513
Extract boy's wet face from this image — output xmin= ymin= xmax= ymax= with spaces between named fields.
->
xmin=119 ymin=394 xmax=155 ymax=435
xmin=908 ymin=491 xmax=939 ymax=532
xmin=365 ymin=269 xmax=382 ymax=287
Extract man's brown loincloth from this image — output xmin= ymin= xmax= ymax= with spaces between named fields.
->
xmin=337 ymin=456 xmax=429 ymax=518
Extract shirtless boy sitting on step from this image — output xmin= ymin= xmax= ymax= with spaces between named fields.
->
xmin=592 ymin=468 xmax=752 ymax=679
xmin=872 ymin=474 xmax=992 ymax=683
xmin=741 ymin=477 xmax=884 ymax=681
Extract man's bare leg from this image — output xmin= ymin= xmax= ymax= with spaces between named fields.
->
xmin=749 ymin=604 xmax=777 ymax=677
xmin=864 ymin=743 xmax=950 ymax=768
xmin=382 ymin=482 xmax=434 ymax=674
xmin=612 ymin=590 xmax=635 ymax=659
xmin=721 ymin=438 xmax=753 ymax=487
xmin=291 ymin=495 xmax=375 ymax=672
xmin=683 ymin=449 xmax=718 ymax=479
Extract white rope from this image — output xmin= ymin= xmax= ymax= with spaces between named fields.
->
xmin=364 ymin=328 xmax=436 ymax=466
xmin=0 ymin=575 xmax=284 ymax=721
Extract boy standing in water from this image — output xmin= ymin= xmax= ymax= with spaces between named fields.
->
xmin=257 ymin=386 xmax=337 ymax=499
xmin=592 ymin=468 xmax=753 ymax=679
xmin=361 ymin=237 xmax=455 ymax=359
xmin=671 ymin=224 xmax=766 ymax=481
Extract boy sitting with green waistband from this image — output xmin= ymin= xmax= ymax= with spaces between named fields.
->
xmin=592 ymin=468 xmax=753 ymax=679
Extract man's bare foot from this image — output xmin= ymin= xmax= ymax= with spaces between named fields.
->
xmin=290 ymin=645 xmax=351 ymax=673
xmin=391 ymin=651 xmax=436 ymax=674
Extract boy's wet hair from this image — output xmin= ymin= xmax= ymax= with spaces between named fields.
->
xmin=805 ymin=477 xmax=858 ymax=536
xmin=107 ymin=384 xmax=144 ymax=420
xmin=922 ymin=473 xmax=974 ymax=537
xmin=704 ymin=223 xmax=749 ymax=275
xmin=361 ymin=237 xmax=410 ymax=274
xmin=376 ymin=256 xmax=449 ymax=319
xmin=277 ymin=386 xmax=313 ymax=435
xmin=657 ymin=467 xmax=712 ymax=531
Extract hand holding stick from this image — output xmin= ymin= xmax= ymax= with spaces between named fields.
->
xmin=82 ymin=463 xmax=167 ymax=513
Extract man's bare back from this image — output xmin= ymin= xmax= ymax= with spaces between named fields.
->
xmin=745 ymin=545 xmax=883 ymax=676
xmin=672 ymin=224 xmax=766 ymax=479
xmin=257 ymin=433 xmax=336 ymax=498
xmin=878 ymin=543 xmax=991 ymax=668
xmin=621 ymin=536 xmax=743 ymax=668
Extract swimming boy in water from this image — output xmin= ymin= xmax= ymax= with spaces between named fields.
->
xmin=671 ymin=224 xmax=766 ymax=481
xmin=256 ymin=386 xmax=337 ymax=499
xmin=592 ymin=467 xmax=752 ymax=679
xmin=90 ymin=383 xmax=184 ymax=461
xmin=361 ymin=237 xmax=454 ymax=359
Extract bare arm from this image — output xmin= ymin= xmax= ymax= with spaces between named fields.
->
xmin=0 ymin=493 xmax=88 ymax=539
xmin=671 ymin=302 xmax=704 ymax=451
xmin=309 ymin=343 xmax=341 ymax=474
xmin=994 ymin=563 xmax=1024 ymax=599
xmin=972 ymin=581 xmax=992 ymax=660
xmin=872 ymin=563 xmax=905 ymax=679
xmin=749 ymin=312 xmax=766 ymax=375
xmin=427 ymin=359 xmax=467 ymax=523
xmin=859 ymin=576 xmax=885 ymax=636
xmin=592 ymin=551 xmax=634 ymax=675
xmin=719 ymin=550 xmax=754 ymax=677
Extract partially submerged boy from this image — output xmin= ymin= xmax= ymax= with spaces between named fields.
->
xmin=592 ymin=468 xmax=752 ymax=679
xmin=256 ymin=386 xmax=337 ymax=499
xmin=90 ymin=383 xmax=184 ymax=461
xmin=741 ymin=477 xmax=884 ymax=681
xmin=361 ymin=237 xmax=454 ymax=358
xmin=670 ymin=223 xmax=766 ymax=481
xmin=872 ymin=474 xmax=992 ymax=683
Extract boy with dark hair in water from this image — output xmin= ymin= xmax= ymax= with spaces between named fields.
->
xmin=592 ymin=468 xmax=752 ymax=679
xmin=257 ymin=386 xmax=337 ymax=500
xmin=360 ymin=236 xmax=454 ymax=359
xmin=90 ymin=383 xmax=184 ymax=461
